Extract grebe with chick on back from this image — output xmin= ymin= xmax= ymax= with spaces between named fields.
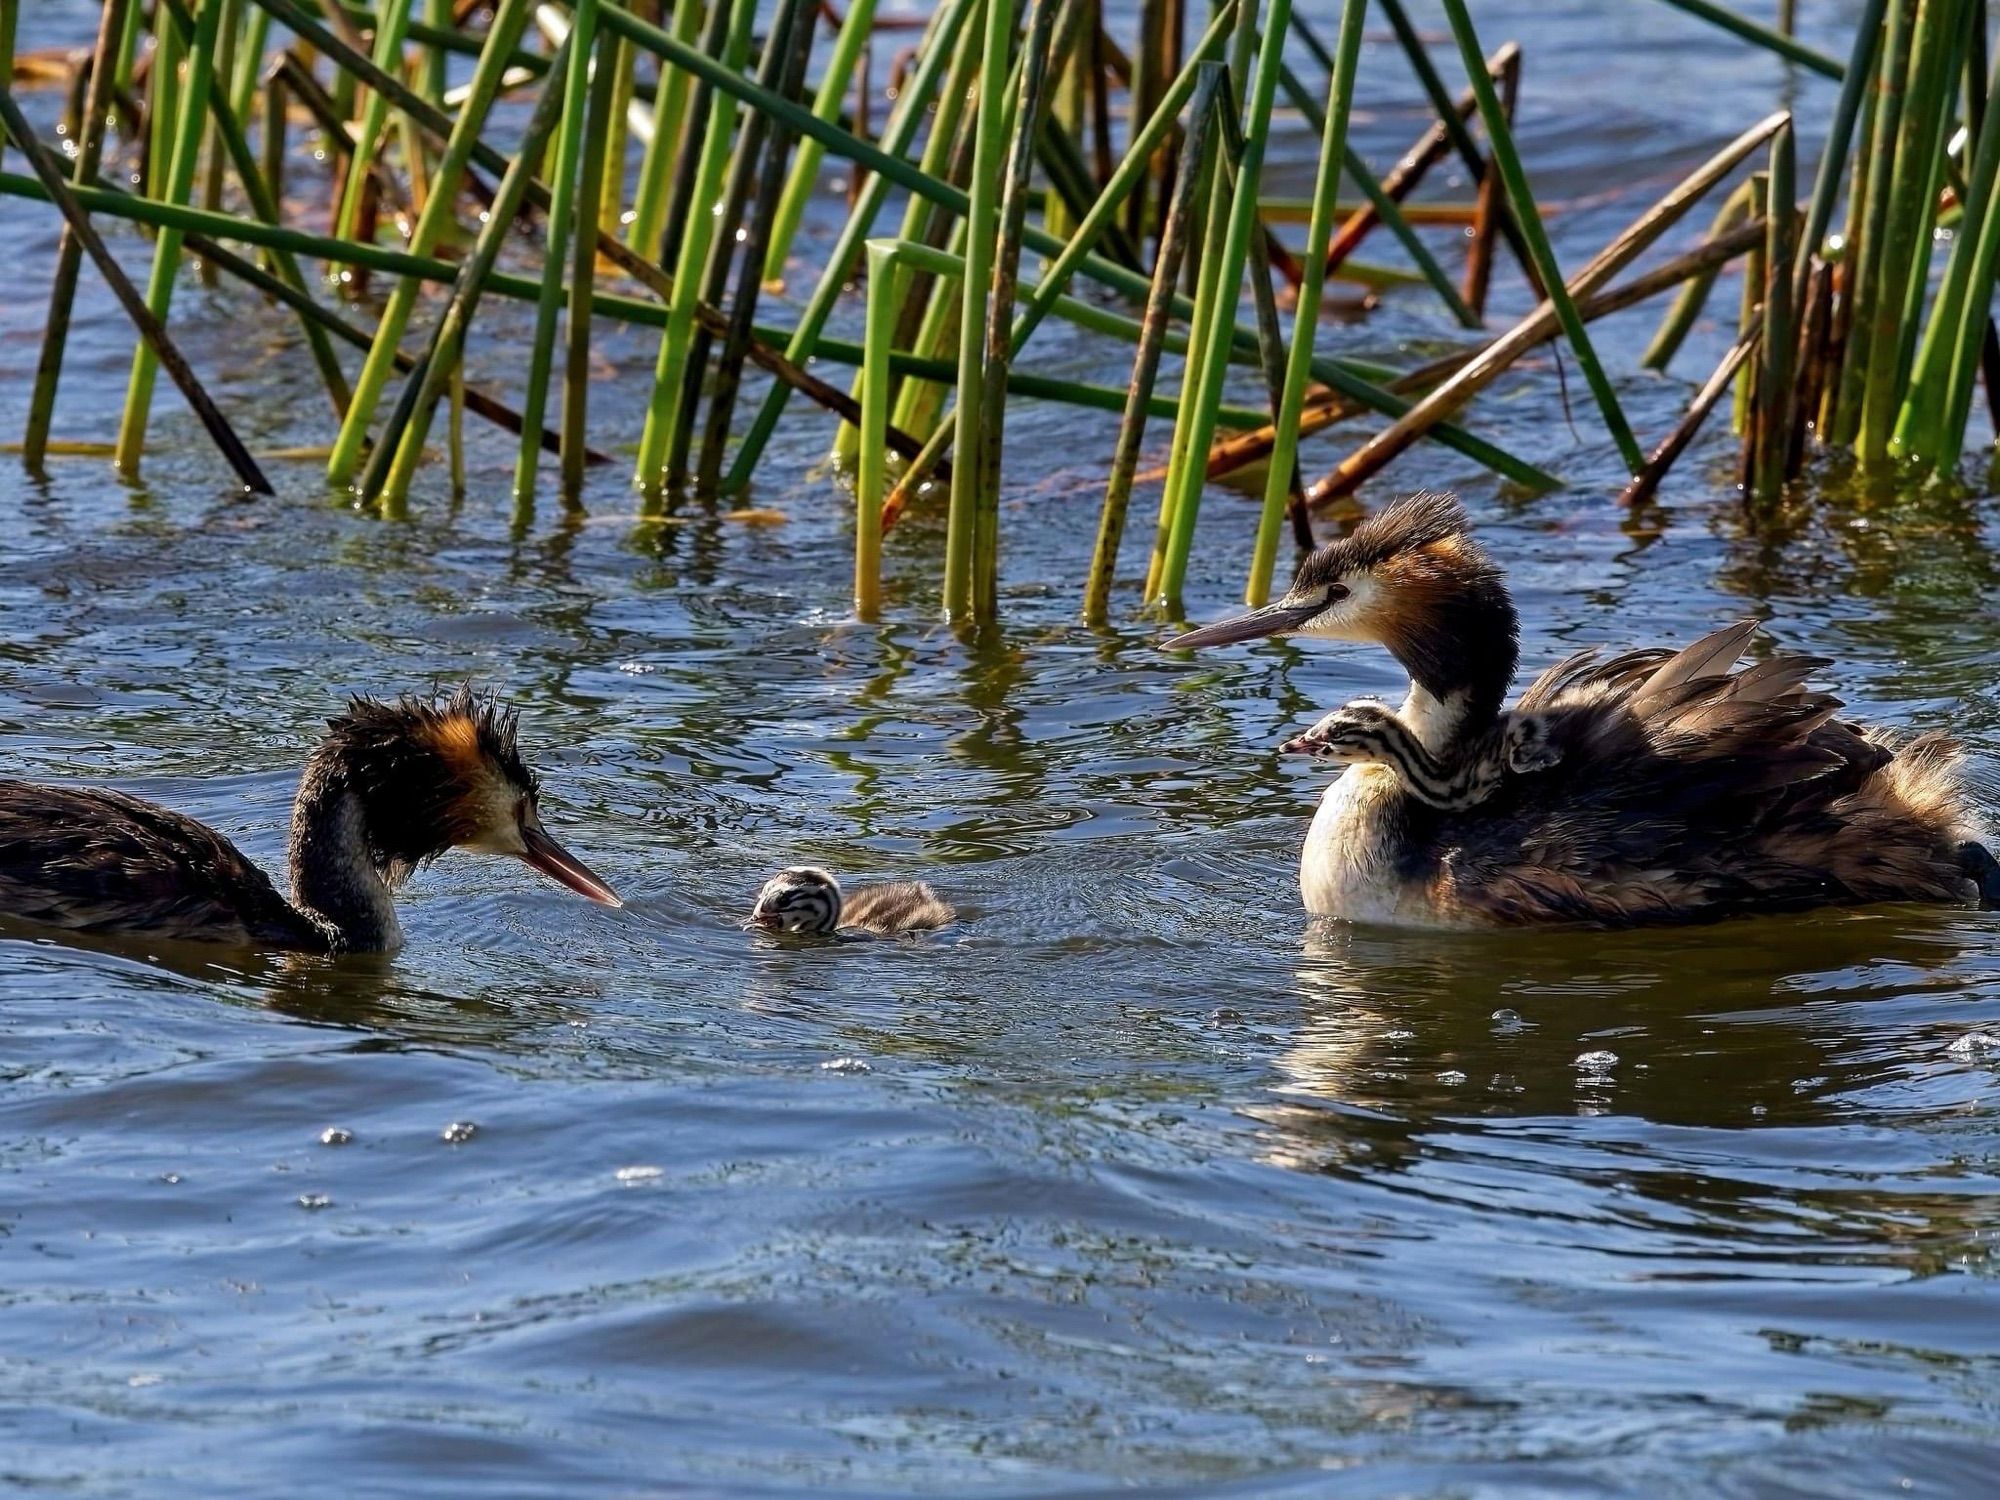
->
xmin=1166 ymin=491 xmax=2000 ymax=928
xmin=0 ymin=687 xmax=621 ymax=953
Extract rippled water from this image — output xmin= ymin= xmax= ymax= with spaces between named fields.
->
xmin=6 ymin=2 xmax=2000 ymax=1493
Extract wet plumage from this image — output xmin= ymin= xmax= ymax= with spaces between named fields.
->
xmin=751 ymin=866 xmax=957 ymax=937
xmin=0 ymin=687 xmax=620 ymax=953
xmin=1167 ymin=491 xmax=1997 ymax=929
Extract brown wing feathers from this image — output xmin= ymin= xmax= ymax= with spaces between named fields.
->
xmin=1437 ymin=621 xmax=1980 ymax=925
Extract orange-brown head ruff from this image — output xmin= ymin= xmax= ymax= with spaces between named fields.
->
xmin=318 ymin=686 xmax=621 ymax=907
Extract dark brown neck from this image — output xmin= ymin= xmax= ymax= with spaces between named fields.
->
xmin=285 ymin=746 xmax=409 ymax=953
xmin=1386 ymin=578 xmax=1519 ymax=754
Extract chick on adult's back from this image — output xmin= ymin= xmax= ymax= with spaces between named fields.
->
xmin=1166 ymin=491 xmax=1997 ymax=928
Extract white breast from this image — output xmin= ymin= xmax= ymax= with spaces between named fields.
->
xmin=1298 ymin=765 xmax=1457 ymax=928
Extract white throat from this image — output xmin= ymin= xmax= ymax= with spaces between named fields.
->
xmin=1397 ymin=683 xmax=1468 ymax=758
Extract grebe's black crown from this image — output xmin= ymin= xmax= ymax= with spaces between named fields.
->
xmin=1291 ymin=490 xmax=1491 ymax=592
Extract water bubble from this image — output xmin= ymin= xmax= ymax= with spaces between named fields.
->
xmin=1574 ymin=1050 xmax=1619 ymax=1076
xmin=319 ymin=1127 xmax=353 ymax=1147
xmin=1435 ymin=1070 xmax=1467 ymax=1086
xmin=1947 ymin=1032 xmax=2000 ymax=1060
xmin=615 ymin=1165 xmax=664 ymax=1184
xmin=440 ymin=1121 xmax=478 ymax=1144
xmin=1382 ymin=1028 xmax=1416 ymax=1042
xmin=1491 ymin=1009 xmax=1528 ymax=1035
xmin=159 ymin=1173 xmax=182 ymax=1185
xmin=296 ymin=1193 xmax=332 ymax=1211
xmin=820 ymin=1057 xmax=872 ymax=1074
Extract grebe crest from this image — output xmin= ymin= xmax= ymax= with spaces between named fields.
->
xmin=0 ymin=684 xmax=620 ymax=953
xmin=750 ymin=866 xmax=956 ymax=937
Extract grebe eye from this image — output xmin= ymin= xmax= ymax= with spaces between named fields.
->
xmin=1325 ymin=583 xmax=1350 ymax=603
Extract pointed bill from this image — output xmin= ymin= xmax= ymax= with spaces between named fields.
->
xmin=519 ymin=821 xmax=622 ymax=907
xmin=1161 ymin=600 xmax=1321 ymax=651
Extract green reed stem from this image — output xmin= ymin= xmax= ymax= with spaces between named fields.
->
xmin=1859 ymin=0 xmax=1963 ymax=465
xmin=885 ymin=1 xmax=1237 ymax=503
xmin=1249 ymin=0 xmax=1363 ymax=606
xmin=335 ymin=0 xmax=411 ymax=244
xmin=1901 ymin=39 xmax=2000 ymax=460
xmin=1834 ymin=0 xmax=1911 ymax=446
xmin=971 ymin=0 xmax=1064 ymax=619
xmin=368 ymin=33 xmax=575 ymax=506
xmin=1086 ymin=65 xmax=1223 ymax=624
xmin=765 ymin=0 xmax=877 ymax=281
xmin=1936 ymin=52 xmax=2000 ymax=457
xmin=701 ymin=0 xmax=819 ymax=491
xmin=597 ymin=30 xmax=634 ymax=236
xmin=942 ymin=0 xmax=1013 ymax=620
xmin=144 ymin=0 xmax=183 ymax=201
xmin=1648 ymin=0 xmax=1843 ymax=77
xmin=1796 ymin=0 xmax=1889 ymax=312
xmin=629 ymin=0 xmax=704 ymax=255
xmin=114 ymin=0 xmax=223 ymax=479
xmin=0 ymin=167 xmax=1257 ymax=429
xmin=874 ymin=17 xmax=984 ymax=458
xmin=24 ymin=0 xmax=133 ymax=472
xmin=1749 ymin=120 xmax=1796 ymax=501
xmin=323 ymin=0 xmax=533 ymax=488
xmin=0 ymin=101 xmax=269 ymax=492
xmin=513 ymin=0 xmax=599 ymax=503
xmin=1439 ymin=0 xmax=1644 ymax=476
xmin=633 ymin=0 xmax=758 ymax=492
xmin=564 ymin=23 xmax=624 ymax=502
xmin=1155 ymin=0 xmax=1293 ymax=607
xmin=673 ymin=0 xmax=812 ymax=487
xmin=1731 ymin=171 xmax=1767 ymax=436
xmin=157 ymin=0 xmax=350 ymax=413
xmin=857 ymin=240 xmax=900 ymax=618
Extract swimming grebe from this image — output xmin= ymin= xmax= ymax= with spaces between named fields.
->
xmin=1165 ymin=490 xmax=2000 ymax=927
xmin=1282 ymin=700 xmax=1559 ymax=809
xmin=750 ymin=866 xmax=956 ymax=936
xmin=0 ymin=687 xmax=621 ymax=952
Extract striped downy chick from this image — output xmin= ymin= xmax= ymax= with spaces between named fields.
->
xmin=1281 ymin=701 xmax=1559 ymax=810
xmin=750 ymin=865 xmax=956 ymax=937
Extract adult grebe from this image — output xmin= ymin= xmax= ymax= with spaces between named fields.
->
xmin=0 ymin=687 xmax=621 ymax=952
xmin=1165 ymin=491 xmax=2000 ymax=927
xmin=750 ymin=866 xmax=956 ymax=936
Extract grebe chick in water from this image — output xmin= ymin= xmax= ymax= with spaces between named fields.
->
xmin=1283 ymin=701 xmax=1559 ymax=810
xmin=1166 ymin=490 xmax=2000 ymax=928
xmin=750 ymin=866 xmax=956 ymax=937
xmin=0 ymin=687 xmax=621 ymax=953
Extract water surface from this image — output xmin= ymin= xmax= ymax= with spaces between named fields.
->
xmin=4 ymin=3 xmax=2000 ymax=1494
